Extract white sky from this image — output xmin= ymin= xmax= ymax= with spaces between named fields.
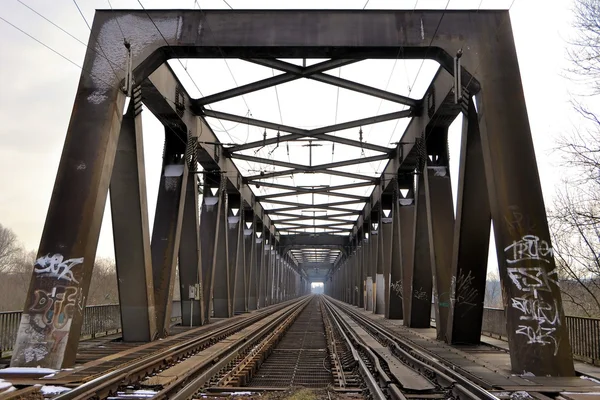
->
xmin=0 ymin=0 xmax=589 ymax=275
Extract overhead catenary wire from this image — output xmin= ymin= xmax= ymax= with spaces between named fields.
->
xmin=0 ymin=15 xmax=114 ymax=89
xmin=71 ymin=0 xmax=121 ymax=82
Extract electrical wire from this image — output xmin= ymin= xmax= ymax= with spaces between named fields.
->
xmin=0 ymin=15 xmax=113 ymax=89
xmin=71 ymin=0 xmax=121 ymax=82
xmin=106 ymin=0 xmax=126 ymax=41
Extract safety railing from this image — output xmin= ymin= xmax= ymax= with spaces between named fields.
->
xmin=1 ymin=302 xmax=184 ymax=357
xmin=480 ymin=308 xmax=599 ymax=365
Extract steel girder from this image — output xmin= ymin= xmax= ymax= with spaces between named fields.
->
xmin=12 ymin=8 xmax=575 ymax=377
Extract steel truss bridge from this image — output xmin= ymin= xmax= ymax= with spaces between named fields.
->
xmin=6 ymin=7 xmax=583 ymax=383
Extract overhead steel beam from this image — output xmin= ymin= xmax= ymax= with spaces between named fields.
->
xmin=262 ymin=198 xmax=364 ymax=208
xmin=255 ymin=181 xmax=372 ymax=200
xmin=280 ymin=234 xmax=348 ymax=248
xmin=195 ymin=59 xmax=360 ymax=106
xmin=268 ymin=205 xmax=361 ymax=214
xmin=279 ymin=227 xmax=350 ymax=233
xmin=276 ymin=221 xmax=355 ymax=228
xmin=247 ymin=58 xmax=419 ymax=107
xmin=219 ymin=110 xmax=409 ymax=153
xmin=246 ymin=168 xmax=379 ymax=183
xmin=142 ymin=64 xmax=277 ymax=237
xmin=270 ymin=212 xmax=358 ymax=221
xmin=231 ymin=153 xmax=390 ymax=171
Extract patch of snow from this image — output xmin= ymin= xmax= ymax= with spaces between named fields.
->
xmin=229 ymin=392 xmax=253 ymax=396
xmin=0 ymin=367 xmax=57 ymax=375
xmin=0 ymin=380 xmax=13 ymax=391
xmin=581 ymin=375 xmax=600 ymax=384
xmin=40 ymin=386 xmax=71 ymax=395
xmin=511 ymin=391 xmax=534 ymax=399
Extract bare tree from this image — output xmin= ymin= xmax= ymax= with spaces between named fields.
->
xmin=546 ymin=0 xmax=600 ymax=318
xmin=0 ymin=223 xmax=20 ymax=273
xmin=567 ymin=0 xmax=600 ymax=94
xmin=484 ymin=271 xmax=502 ymax=309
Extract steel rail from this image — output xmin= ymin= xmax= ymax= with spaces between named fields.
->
xmin=163 ymin=297 xmax=312 ymax=400
xmin=321 ymin=299 xmax=386 ymax=400
xmin=326 ymin=297 xmax=500 ymax=400
xmin=53 ymin=297 xmax=309 ymax=400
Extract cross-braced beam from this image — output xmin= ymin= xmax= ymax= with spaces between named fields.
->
xmin=246 ymin=58 xmax=419 ymax=107
xmin=195 ymin=59 xmax=360 ymax=106
xmin=206 ymin=110 xmax=408 ymax=153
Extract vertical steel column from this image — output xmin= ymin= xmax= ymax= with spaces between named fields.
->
xmin=212 ymin=187 xmax=230 ymax=318
xmin=424 ymin=129 xmax=455 ymax=341
xmin=381 ymin=194 xmax=394 ymax=319
xmin=365 ymin=220 xmax=374 ymax=311
xmin=257 ymin=225 xmax=266 ymax=308
xmin=200 ymin=175 xmax=223 ymax=322
xmin=10 ymin=71 xmax=125 ymax=369
xmin=371 ymin=211 xmax=381 ymax=314
xmin=110 ymin=100 xmax=157 ymax=341
xmin=226 ymin=195 xmax=242 ymax=317
xmin=150 ymin=134 xmax=188 ymax=337
xmin=357 ymin=235 xmax=364 ymax=308
xmin=408 ymin=150 xmax=434 ymax=328
xmin=397 ymin=173 xmax=416 ymax=321
xmin=246 ymin=218 xmax=258 ymax=310
xmin=177 ymin=165 xmax=204 ymax=327
xmin=234 ymin=210 xmax=251 ymax=314
xmin=476 ymin=19 xmax=574 ymax=374
xmin=446 ymin=98 xmax=490 ymax=344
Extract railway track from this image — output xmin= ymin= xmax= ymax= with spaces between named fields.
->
xmin=3 ymin=295 xmax=599 ymax=400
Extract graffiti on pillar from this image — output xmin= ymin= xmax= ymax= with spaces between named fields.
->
xmin=450 ymin=269 xmax=479 ymax=316
xmin=19 ymin=285 xmax=83 ymax=363
xmin=504 ymin=206 xmax=537 ymax=237
xmin=34 ymin=254 xmax=84 ymax=283
xmin=29 ymin=286 xmax=80 ymax=332
xmin=504 ymin=235 xmax=553 ymax=265
xmin=391 ymin=280 xmax=403 ymax=299
xmin=504 ymin=233 xmax=561 ymax=355
xmin=413 ymin=287 xmax=428 ymax=301
xmin=507 ymin=266 xmax=558 ymax=299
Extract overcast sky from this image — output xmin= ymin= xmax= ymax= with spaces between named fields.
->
xmin=0 ymin=0 xmax=589 ymax=276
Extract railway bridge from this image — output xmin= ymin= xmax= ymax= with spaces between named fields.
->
xmin=3 ymin=6 xmax=600 ymax=400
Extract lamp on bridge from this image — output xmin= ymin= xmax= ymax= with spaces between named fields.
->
xmin=371 ymin=222 xmax=379 ymax=235
xmin=228 ymin=207 xmax=240 ymax=226
xmin=244 ymin=221 xmax=253 ymax=236
xmin=256 ymin=231 xmax=263 ymax=244
xmin=204 ymin=187 xmax=219 ymax=208
xmin=382 ymin=209 xmax=393 ymax=224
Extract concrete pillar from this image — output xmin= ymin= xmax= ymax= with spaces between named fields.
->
xmin=424 ymin=131 xmax=455 ymax=341
xmin=407 ymin=161 xmax=433 ymax=328
xmin=446 ymin=98 xmax=490 ymax=345
xmin=200 ymin=177 xmax=223 ymax=322
xmin=150 ymin=135 xmax=188 ymax=338
xmin=226 ymin=195 xmax=242 ymax=317
xmin=110 ymin=100 xmax=157 ymax=341
xmin=178 ymin=170 xmax=204 ymax=327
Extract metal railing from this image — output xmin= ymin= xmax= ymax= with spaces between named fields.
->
xmin=1 ymin=302 xmax=184 ymax=357
xmin=478 ymin=307 xmax=599 ymax=365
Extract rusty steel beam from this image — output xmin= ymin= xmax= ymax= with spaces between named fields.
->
xmin=446 ymin=98 xmax=490 ymax=345
xmin=110 ymin=101 xmax=157 ymax=341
